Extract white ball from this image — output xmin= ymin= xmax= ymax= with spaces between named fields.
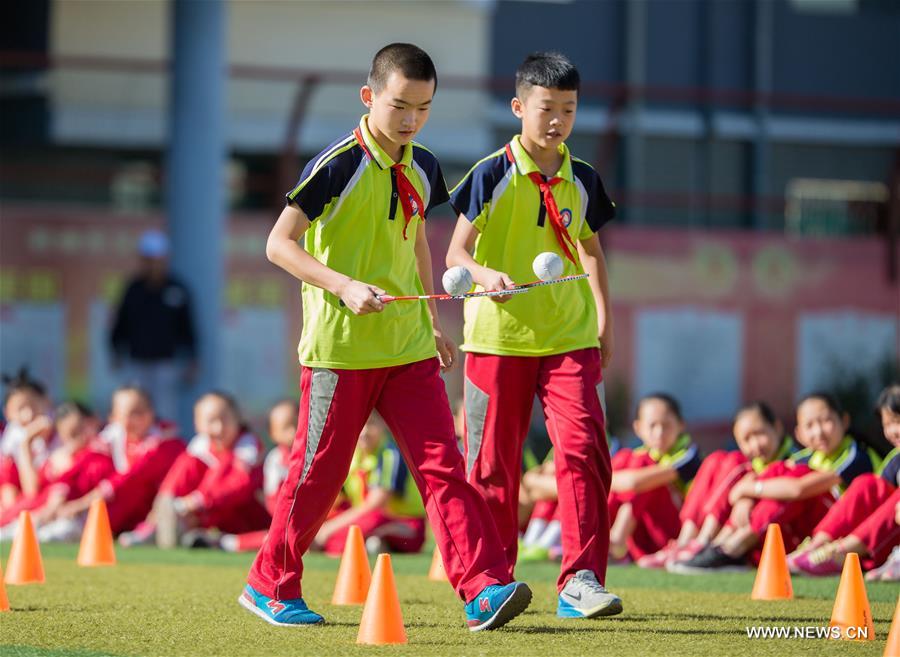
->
xmin=532 ymin=252 xmax=564 ymax=281
xmin=442 ymin=266 xmax=474 ymax=295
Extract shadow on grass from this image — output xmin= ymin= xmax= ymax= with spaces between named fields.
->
xmin=507 ymin=624 xmax=748 ymax=637
xmin=611 ymin=612 xmax=829 ymax=624
xmin=622 ymin=611 xmax=894 ymax=624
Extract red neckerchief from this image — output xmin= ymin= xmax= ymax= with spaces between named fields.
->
xmin=505 ymin=143 xmax=577 ymax=264
xmin=354 ymin=127 xmax=424 ymax=240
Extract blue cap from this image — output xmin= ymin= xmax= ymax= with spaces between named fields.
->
xmin=138 ymin=229 xmax=169 ymax=258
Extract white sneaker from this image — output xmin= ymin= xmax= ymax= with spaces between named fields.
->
xmin=557 ymin=570 xmax=623 ymax=618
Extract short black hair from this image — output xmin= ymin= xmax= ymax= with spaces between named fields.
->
xmin=112 ymin=384 xmax=154 ymax=410
xmin=368 ymin=43 xmax=437 ymax=94
xmin=735 ymin=401 xmax=778 ymax=427
xmin=877 ymin=384 xmax=900 ymax=415
xmin=515 ymin=51 xmax=580 ymax=98
xmin=798 ymin=391 xmax=845 ymax=417
xmin=197 ymin=390 xmax=243 ymax=423
xmin=55 ymin=400 xmax=94 ymax=423
xmin=637 ymin=393 xmax=683 ymax=422
xmin=2 ymin=367 xmax=47 ymax=407
xmin=270 ymin=398 xmax=299 ymax=416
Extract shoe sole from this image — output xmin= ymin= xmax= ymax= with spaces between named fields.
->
xmin=237 ymin=592 xmax=324 ymax=627
xmin=559 ymin=597 xmax=623 ymax=619
xmin=469 ymin=583 xmax=532 ymax=632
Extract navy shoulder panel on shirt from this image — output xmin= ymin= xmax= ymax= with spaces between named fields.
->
xmin=836 ymin=440 xmax=874 ymax=486
xmin=448 ymin=150 xmax=511 ymax=223
xmin=286 ymin=133 xmax=364 ymax=221
xmin=411 ymin=144 xmax=450 ymax=217
xmin=880 ymin=450 xmax=900 ymax=486
xmin=674 ymin=444 xmax=702 ymax=483
xmin=571 ymin=158 xmax=616 ymax=233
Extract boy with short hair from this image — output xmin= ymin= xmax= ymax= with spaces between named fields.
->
xmin=447 ymin=51 xmax=621 ymax=619
xmin=241 ymin=43 xmax=530 ymax=631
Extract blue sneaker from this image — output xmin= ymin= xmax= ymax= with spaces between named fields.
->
xmin=238 ymin=585 xmax=325 ymax=626
xmin=557 ymin=570 xmax=623 ymax=619
xmin=464 ymin=582 xmax=532 ymax=632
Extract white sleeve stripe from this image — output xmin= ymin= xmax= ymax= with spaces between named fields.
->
xmin=671 ymin=444 xmax=699 ymax=469
xmin=310 ymin=135 xmax=355 ymax=176
xmin=410 ymin=160 xmax=432 ymax=212
xmin=833 ymin=442 xmax=858 ymax=474
xmin=320 ymin=157 xmax=368 ymax=227
xmin=573 ymin=176 xmax=589 ymax=235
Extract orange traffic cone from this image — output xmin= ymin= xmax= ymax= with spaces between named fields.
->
xmin=428 ymin=545 xmax=448 ymax=582
xmin=0 ymin=563 xmax=9 ymax=611
xmin=357 ymin=553 xmax=407 ymax=645
xmin=829 ymin=552 xmax=874 ymax=641
xmin=77 ymin=498 xmax=116 ymax=567
xmin=332 ymin=525 xmax=370 ymax=605
xmin=4 ymin=511 xmax=44 ymax=585
xmin=884 ymin=594 xmax=900 ymax=657
xmin=751 ymin=524 xmax=792 ymax=600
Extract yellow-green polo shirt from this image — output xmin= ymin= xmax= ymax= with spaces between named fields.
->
xmin=286 ymin=116 xmax=449 ymax=369
xmin=449 ymin=135 xmax=615 ymax=356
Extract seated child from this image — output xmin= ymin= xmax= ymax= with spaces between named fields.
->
xmin=788 ymin=384 xmax=899 ymax=577
xmin=37 ymin=386 xmax=185 ymax=542
xmin=1 ymin=368 xmax=53 ymax=510
xmin=218 ymin=399 xmax=298 ymax=552
xmin=675 ymin=392 xmax=877 ymax=571
xmin=608 ymin=393 xmax=701 ymax=562
xmin=312 ymin=415 xmax=426 ymax=556
xmin=642 ymin=401 xmax=796 ymax=569
xmin=0 ymin=402 xmax=113 ymax=532
xmin=120 ymin=391 xmax=270 ymax=548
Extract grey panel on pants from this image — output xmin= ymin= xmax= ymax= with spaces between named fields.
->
xmin=596 ymin=381 xmax=607 ymax=419
xmin=300 ymin=368 xmax=339 ymax=485
xmin=464 ymin=376 xmax=490 ymax=477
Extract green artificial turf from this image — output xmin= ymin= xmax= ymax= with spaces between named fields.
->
xmin=1 ymin=543 xmax=897 ymax=657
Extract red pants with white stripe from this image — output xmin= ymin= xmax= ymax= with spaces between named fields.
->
xmin=743 ymin=461 xmax=834 ymax=554
xmin=464 ymin=348 xmax=612 ymax=591
xmin=680 ymin=450 xmax=751 ymax=527
xmin=323 ymin=509 xmax=426 ymax=556
xmin=247 ymin=358 xmax=509 ymax=602
xmin=813 ymin=473 xmax=900 ymax=567
xmin=609 ymin=449 xmax=682 ymax=559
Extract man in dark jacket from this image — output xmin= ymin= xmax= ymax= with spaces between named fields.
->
xmin=110 ymin=229 xmax=197 ymax=422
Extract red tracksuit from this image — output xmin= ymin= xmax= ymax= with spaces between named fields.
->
xmin=741 ymin=440 xmax=877 ymax=555
xmin=812 ymin=451 xmax=900 ymax=568
xmin=679 ymin=438 xmax=798 ymax=532
xmin=248 ymin=358 xmax=510 ymax=602
xmin=95 ymin=430 xmax=185 ymax=534
xmin=742 ymin=461 xmax=834 ymax=554
xmin=679 ymin=450 xmax=751 ymax=528
xmin=463 ymin=348 xmax=611 ymax=590
xmin=0 ymin=446 xmax=115 ymax=526
xmin=0 ymin=423 xmax=55 ymax=500
xmin=0 ymin=453 xmax=21 ymax=494
xmin=608 ymin=450 xmax=683 ymax=560
xmin=159 ymin=431 xmax=271 ymax=534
